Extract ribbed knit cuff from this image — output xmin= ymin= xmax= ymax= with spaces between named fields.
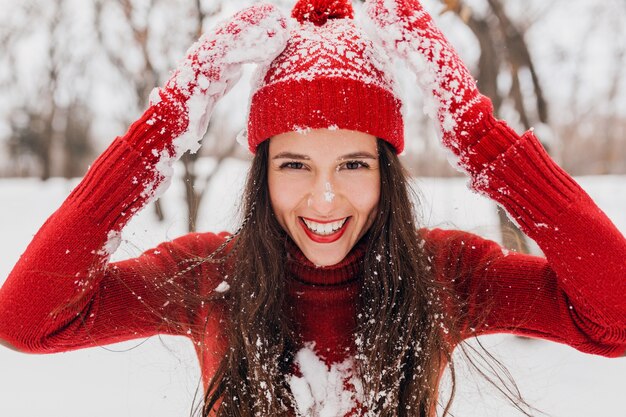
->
xmin=462 ymin=120 xmax=521 ymax=173
xmin=65 ymin=105 xmax=181 ymax=233
xmin=469 ymin=129 xmax=583 ymax=232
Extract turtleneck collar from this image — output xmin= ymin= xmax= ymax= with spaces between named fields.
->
xmin=285 ymin=238 xmax=367 ymax=286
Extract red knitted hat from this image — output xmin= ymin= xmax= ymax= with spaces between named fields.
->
xmin=246 ymin=0 xmax=404 ymax=153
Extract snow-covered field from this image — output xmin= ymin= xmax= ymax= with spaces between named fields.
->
xmin=0 ymin=162 xmax=625 ymax=417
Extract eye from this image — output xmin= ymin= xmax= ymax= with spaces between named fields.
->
xmin=341 ymin=160 xmax=370 ymax=170
xmin=279 ymin=161 xmax=306 ymax=170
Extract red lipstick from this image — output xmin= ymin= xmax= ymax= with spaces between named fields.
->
xmin=299 ymin=217 xmax=350 ymax=244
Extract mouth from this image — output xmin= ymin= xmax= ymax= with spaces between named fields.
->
xmin=299 ymin=217 xmax=350 ymax=243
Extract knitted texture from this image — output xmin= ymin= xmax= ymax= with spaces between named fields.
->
xmin=247 ymin=0 xmax=404 ymax=153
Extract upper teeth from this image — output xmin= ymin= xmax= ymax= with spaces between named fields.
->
xmin=302 ymin=218 xmax=347 ymax=235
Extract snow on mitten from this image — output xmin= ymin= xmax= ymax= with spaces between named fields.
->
xmin=364 ymin=0 xmax=513 ymax=173
xmin=85 ymin=3 xmax=288 ymax=236
xmin=133 ymin=3 xmax=288 ymax=166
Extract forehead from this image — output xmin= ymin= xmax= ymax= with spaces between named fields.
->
xmin=269 ymin=129 xmax=378 ymax=157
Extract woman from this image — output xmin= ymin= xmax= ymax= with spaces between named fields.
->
xmin=0 ymin=0 xmax=624 ymax=416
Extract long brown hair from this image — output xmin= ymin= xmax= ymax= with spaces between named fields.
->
xmin=196 ymin=139 xmax=458 ymax=416
xmin=196 ymin=139 xmax=533 ymax=416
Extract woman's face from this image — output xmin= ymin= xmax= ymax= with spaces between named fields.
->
xmin=268 ymin=129 xmax=380 ymax=267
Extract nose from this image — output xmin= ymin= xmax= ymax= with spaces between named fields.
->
xmin=307 ymin=176 xmax=339 ymax=216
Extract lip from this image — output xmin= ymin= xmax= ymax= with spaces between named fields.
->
xmin=299 ymin=217 xmax=351 ymax=244
xmin=301 ymin=216 xmax=347 ymax=224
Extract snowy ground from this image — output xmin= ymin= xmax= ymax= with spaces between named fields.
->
xmin=0 ymin=161 xmax=625 ymax=417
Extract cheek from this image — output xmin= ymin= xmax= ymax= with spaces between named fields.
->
xmin=268 ymin=173 xmax=304 ymax=226
xmin=341 ymin=175 xmax=380 ymax=219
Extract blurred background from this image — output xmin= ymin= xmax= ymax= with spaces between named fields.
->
xmin=0 ymin=0 xmax=625 ymax=416
xmin=2 ymin=0 xmax=626 ymax=179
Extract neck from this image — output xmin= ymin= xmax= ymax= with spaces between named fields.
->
xmin=285 ymin=238 xmax=366 ymax=286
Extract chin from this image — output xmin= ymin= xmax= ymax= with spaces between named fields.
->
xmin=300 ymin=243 xmax=351 ymax=267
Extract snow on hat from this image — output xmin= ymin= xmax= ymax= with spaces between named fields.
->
xmin=246 ymin=0 xmax=404 ymax=153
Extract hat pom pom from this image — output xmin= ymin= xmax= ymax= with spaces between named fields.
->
xmin=291 ymin=0 xmax=354 ymax=26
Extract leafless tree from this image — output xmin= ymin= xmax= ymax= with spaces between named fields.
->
xmin=559 ymin=2 xmax=626 ymax=175
xmin=2 ymin=0 xmax=94 ymax=179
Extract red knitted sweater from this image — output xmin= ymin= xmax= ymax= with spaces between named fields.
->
xmin=0 ymin=105 xmax=625 ymax=409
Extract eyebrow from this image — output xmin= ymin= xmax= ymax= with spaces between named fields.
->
xmin=340 ymin=152 xmax=378 ymax=160
xmin=272 ymin=152 xmax=310 ymax=160
xmin=272 ymin=151 xmax=378 ymax=160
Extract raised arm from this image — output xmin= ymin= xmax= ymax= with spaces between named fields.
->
xmin=0 ymin=4 xmax=288 ymax=353
xmin=366 ymin=0 xmax=626 ymax=356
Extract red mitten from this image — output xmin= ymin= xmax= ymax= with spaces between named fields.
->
xmin=364 ymin=0 xmax=516 ymax=172
xmin=129 ymin=3 xmax=288 ymax=166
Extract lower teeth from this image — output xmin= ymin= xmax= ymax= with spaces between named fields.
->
xmin=314 ymin=229 xmax=338 ymax=236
